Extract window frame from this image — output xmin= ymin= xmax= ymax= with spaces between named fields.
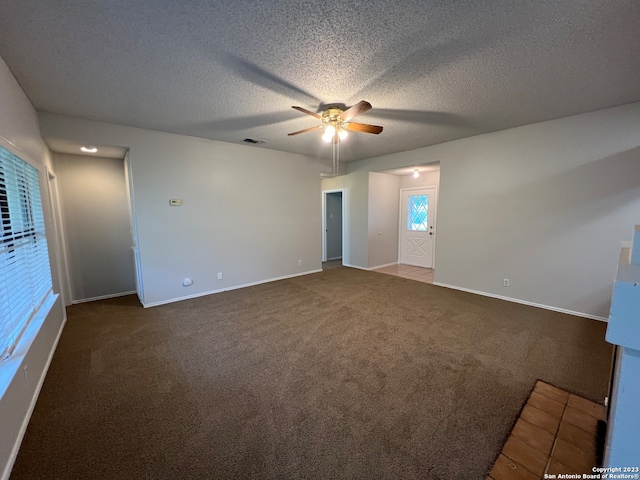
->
xmin=0 ymin=144 xmax=54 ymax=360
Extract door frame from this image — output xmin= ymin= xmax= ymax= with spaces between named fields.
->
xmin=123 ymin=151 xmax=145 ymax=305
xmin=398 ymin=185 xmax=438 ymax=268
xmin=45 ymin=166 xmax=72 ymax=306
xmin=321 ymin=188 xmax=346 ymax=263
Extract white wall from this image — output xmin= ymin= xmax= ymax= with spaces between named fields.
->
xmin=0 ymin=56 xmax=66 ymax=480
xmin=54 ymin=153 xmax=136 ymax=302
xmin=40 ymin=113 xmax=328 ymax=306
xmin=368 ymin=172 xmax=400 ymax=268
xmin=345 ymin=102 xmax=640 ymax=319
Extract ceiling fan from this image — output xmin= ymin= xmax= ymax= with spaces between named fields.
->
xmin=288 ymin=100 xmax=383 ymax=143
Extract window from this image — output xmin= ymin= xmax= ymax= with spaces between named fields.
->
xmin=0 ymin=145 xmax=53 ymax=360
xmin=407 ymin=194 xmax=428 ymax=231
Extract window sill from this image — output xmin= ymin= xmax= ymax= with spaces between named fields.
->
xmin=0 ymin=291 xmax=58 ymax=400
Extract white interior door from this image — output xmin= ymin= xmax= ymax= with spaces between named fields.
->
xmin=400 ymin=187 xmax=436 ymax=268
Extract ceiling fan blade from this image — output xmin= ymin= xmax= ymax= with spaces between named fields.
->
xmin=340 ymin=100 xmax=372 ymax=121
xmin=287 ymin=125 xmax=323 ymax=136
xmin=292 ymin=106 xmax=323 ymax=120
xmin=346 ymin=122 xmax=383 ymax=134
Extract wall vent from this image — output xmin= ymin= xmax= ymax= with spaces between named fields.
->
xmin=242 ymin=138 xmax=267 ymax=144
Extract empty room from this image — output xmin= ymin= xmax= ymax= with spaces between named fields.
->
xmin=1 ymin=1 xmax=639 ymax=479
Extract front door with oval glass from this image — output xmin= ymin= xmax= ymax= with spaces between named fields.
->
xmin=400 ymin=188 xmax=436 ymax=268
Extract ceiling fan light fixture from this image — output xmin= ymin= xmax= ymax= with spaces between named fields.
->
xmin=322 ymin=125 xmax=336 ymax=143
xmin=288 ymin=100 xmax=382 ymax=146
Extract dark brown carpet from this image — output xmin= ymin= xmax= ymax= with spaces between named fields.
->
xmin=10 ymin=267 xmax=612 ymax=479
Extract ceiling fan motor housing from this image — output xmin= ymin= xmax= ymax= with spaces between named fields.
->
xmin=323 ymin=107 xmax=343 ymax=121
xmin=288 ymin=100 xmax=381 ymax=137
xmin=323 ymin=108 xmax=349 ymax=130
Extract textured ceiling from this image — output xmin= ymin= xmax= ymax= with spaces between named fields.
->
xmin=1 ymin=0 xmax=639 ymax=162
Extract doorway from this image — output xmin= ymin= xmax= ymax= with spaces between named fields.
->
xmin=54 ymin=151 xmax=137 ymax=303
xmin=322 ymin=189 xmax=344 ymax=266
xmin=399 ymin=187 xmax=437 ymax=268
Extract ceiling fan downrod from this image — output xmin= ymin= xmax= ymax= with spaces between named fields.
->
xmin=288 ymin=100 xmax=383 ymax=177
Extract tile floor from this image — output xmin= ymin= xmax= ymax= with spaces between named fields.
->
xmin=371 ymin=263 xmax=435 ymax=284
xmin=488 ymin=380 xmax=606 ymax=480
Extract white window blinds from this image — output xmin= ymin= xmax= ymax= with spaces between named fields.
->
xmin=0 ymin=145 xmax=53 ymax=360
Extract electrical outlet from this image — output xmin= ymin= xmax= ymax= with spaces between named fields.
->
xmin=217 ymin=272 xmax=222 ymax=280
xmin=298 ymin=260 xmax=302 ymax=266
xmin=503 ymin=278 xmax=510 ymax=287
xmin=182 ymin=278 xmax=193 ymax=286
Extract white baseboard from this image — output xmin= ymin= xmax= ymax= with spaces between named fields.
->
xmin=2 ymin=297 xmax=67 ymax=480
xmin=433 ymin=282 xmax=608 ymax=322
xmin=342 ymin=263 xmax=369 ymax=271
xmin=369 ymin=262 xmax=398 ymax=270
xmin=71 ymin=291 xmax=137 ymax=304
xmin=143 ymin=269 xmax=323 ymax=308
xmin=325 ymin=256 xmax=342 ymax=261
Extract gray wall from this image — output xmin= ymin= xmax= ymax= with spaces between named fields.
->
xmin=40 ymin=113 xmax=329 ymax=307
xmin=0 ymin=55 xmax=66 ymax=480
xmin=322 ymin=169 xmax=369 ymax=268
xmin=368 ymin=172 xmax=400 ymax=268
xmin=334 ymin=102 xmax=640 ymax=319
xmin=399 ymin=170 xmax=440 ymax=189
xmin=54 ymin=153 xmax=136 ymax=302
xmin=325 ymin=192 xmax=342 ymax=260
xmin=322 ymin=168 xmax=441 ymax=270
xmin=434 ymin=103 xmax=640 ymax=319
